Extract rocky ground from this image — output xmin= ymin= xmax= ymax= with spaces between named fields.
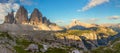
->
xmin=0 ymin=25 xmax=119 ymax=53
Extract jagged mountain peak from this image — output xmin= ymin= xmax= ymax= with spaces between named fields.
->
xmin=3 ymin=6 xmax=63 ymax=31
xmin=15 ymin=6 xmax=28 ymax=24
xmin=32 ymin=8 xmax=42 ymax=16
xmin=29 ymin=8 xmax=43 ymax=25
xmin=19 ymin=5 xmax=25 ymax=9
xmin=33 ymin=8 xmax=40 ymax=12
xmin=67 ymin=20 xmax=97 ymax=29
xmin=4 ymin=11 xmax=14 ymax=24
xmin=71 ymin=19 xmax=83 ymax=25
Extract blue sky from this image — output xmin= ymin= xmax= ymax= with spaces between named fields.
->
xmin=0 ymin=0 xmax=120 ymax=26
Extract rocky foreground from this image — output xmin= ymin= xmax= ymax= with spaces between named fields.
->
xmin=0 ymin=25 xmax=119 ymax=53
xmin=1 ymin=17 xmax=120 ymax=53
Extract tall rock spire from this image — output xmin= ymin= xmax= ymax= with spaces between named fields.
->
xmin=4 ymin=11 xmax=14 ymax=24
xmin=15 ymin=6 xmax=28 ymax=24
xmin=42 ymin=16 xmax=51 ymax=25
xmin=29 ymin=8 xmax=42 ymax=25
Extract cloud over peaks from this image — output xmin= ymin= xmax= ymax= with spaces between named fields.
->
xmin=108 ymin=16 xmax=120 ymax=20
xmin=81 ymin=0 xmax=109 ymax=11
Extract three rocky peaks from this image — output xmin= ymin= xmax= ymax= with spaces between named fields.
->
xmin=4 ymin=6 xmax=51 ymax=25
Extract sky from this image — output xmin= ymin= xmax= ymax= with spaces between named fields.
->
xmin=0 ymin=0 xmax=120 ymax=26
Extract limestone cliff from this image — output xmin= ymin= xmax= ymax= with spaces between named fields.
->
xmin=15 ymin=6 xmax=28 ymax=24
xmin=4 ymin=11 xmax=14 ymax=24
xmin=29 ymin=8 xmax=42 ymax=25
xmin=3 ymin=6 xmax=63 ymax=31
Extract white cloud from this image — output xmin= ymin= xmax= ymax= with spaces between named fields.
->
xmin=90 ymin=18 xmax=98 ymax=21
xmin=0 ymin=3 xmax=20 ymax=24
xmin=108 ymin=16 xmax=120 ymax=20
xmin=12 ymin=3 xmax=20 ymax=11
xmin=81 ymin=0 xmax=109 ymax=11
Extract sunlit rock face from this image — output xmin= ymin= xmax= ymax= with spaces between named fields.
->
xmin=29 ymin=8 xmax=42 ymax=25
xmin=15 ymin=6 xmax=28 ymax=24
xmin=67 ymin=19 xmax=97 ymax=30
xmin=100 ymin=23 xmax=120 ymax=33
xmin=81 ymin=32 xmax=97 ymax=40
xmin=29 ymin=9 xmax=51 ymax=26
xmin=2 ymin=6 xmax=63 ymax=31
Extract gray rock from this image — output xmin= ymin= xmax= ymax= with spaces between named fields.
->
xmin=42 ymin=16 xmax=53 ymax=25
xmin=29 ymin=8 xmax=42 ymax=25
xmin=15 ymin=6 xmax=28 ymax=24
xmin=4 ymin=11 xmax=14 ymax=24
xmin=71 ymin=49 xmax=80 ymax=53
xmin=25 ymin=44 xmax=39 ymax=53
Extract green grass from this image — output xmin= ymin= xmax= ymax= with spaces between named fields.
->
xmin=103 ymin=48 xmax=113 ymax=53
xmin=67 ymin=30 xmax=93 ymax=36
xmin=15 ymin=38 xmax=44 ymax=53
xmin=0 ymin=32 xmax=13 ymax=40
xmin=45 ymin=48 xmax=68 ymax=53
xmin=112 ymin=42 xmax=120 ymax=51
xmin=90 ymin=46 xmax=105 ymax=53
xmin=14 ymin=46 xmax=29 ymax=53
xmin=16 ymin=39 xmax=34 ymax=48
xmin=110 ymin=37 xmax=120 ymax=44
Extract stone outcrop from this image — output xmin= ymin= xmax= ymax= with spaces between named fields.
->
xmin=4 ymin=11 xmax=14 ymax=24
xmin=15 ymin=6 xmax=28 ymax=24
xmin=29 ymin=8 xmax=42 ymax=25
xmin=29 ymin=9 xmax=52 ymax=26
xmin=42 ymin=17 xmax=51 ymax=25
xmin=25 ymin=44 xmax=39 ymax=52
xmin=3 ymin=6 xmax=63 ymax=31
xmin=4 ymin=6 xmax=52 ymax=26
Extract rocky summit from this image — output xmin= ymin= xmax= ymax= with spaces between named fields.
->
xmin=3 ymin=6 xmax=63 ymax=31
xmin=66 ymin=19 xmax=98 ymax=30
xmin=15 ymin=6 xmax=28 ymax=24
xmin=29 ymin=8 xmax=43 ymax=25
xmin=4 ymin=11 xmax=14 ymax=24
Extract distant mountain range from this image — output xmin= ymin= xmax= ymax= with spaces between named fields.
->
xmin=66 ymin=19 xmax=98 ymax=30
xmin=100 ymin=23 xmax=120 ymax=32
xmin=2 ymin=5 xmax=120 ymax=33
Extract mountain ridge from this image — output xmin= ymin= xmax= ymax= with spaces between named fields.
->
xmin=3 ymin=6 xmax=63 ymax=31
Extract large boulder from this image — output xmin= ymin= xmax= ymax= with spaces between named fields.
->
xmin=25 ymin=44 xmax=39 ymax=52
